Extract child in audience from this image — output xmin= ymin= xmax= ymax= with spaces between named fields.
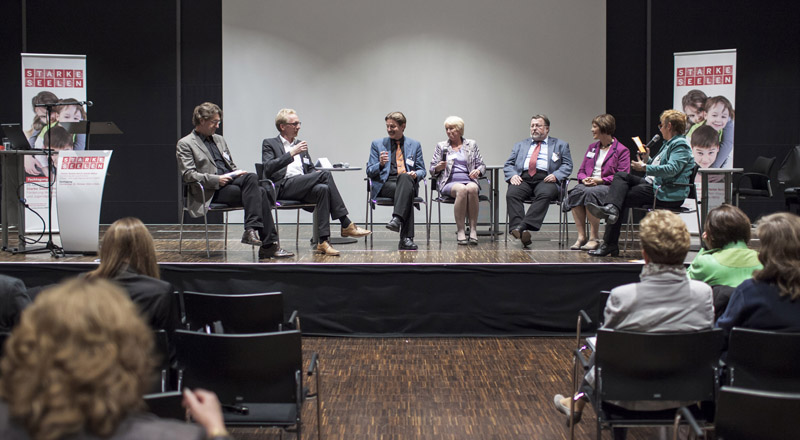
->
xmin=688 ymin=204 xmax=762 ymax=317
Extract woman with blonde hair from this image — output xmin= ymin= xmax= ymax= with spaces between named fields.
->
xmin=716 ymin=212 xmax=800 ymax=339
xmin=429 ymin=116 xmax=486 ymax=245
xmin=0 ymin=278 xmax=231 ymax=439
xmin=86 ymin=217 xmax=176 ymax=331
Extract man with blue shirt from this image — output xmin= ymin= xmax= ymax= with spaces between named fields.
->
xmin=366 ymin=112 xmax=426 ymax=251
xmin=503 ymin=114 xmax=573 ymax=247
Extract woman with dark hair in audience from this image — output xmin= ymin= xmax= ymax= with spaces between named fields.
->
xmin=85 ymin=217 xmax=177 ymax=331
xmin=688 ymin=204 xmax=761 ymax=317
xmin=0 ymin=278 xmax=231 ymax=439
xmin=563 ymin=114 xmax=630 ymax=250
xmin=716 ymin=212 xmax=800 ymax=340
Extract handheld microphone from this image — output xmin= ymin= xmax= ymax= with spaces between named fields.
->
xmin=644 ymin=134 xmax=661 ymax=149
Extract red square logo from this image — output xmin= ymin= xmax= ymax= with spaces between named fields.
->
xmin=74 ymin=70 xmax=83 ymax=79
xmin=25 ymin=79 xmax=34 ymax=87
xmin=75 ymin=79 xmax=83 ymax=88
xmin=686 ymin=67 xmax=695 ymax=76
xmin=677 ymin=68 xmax=685 ymax=77
xmin=55 ymin=79 xmax=64 ymax=87
xmin=724 ymin=65 xmax=733 ymax=74
xmin=45 ymin=69 xmax=54 ymax=78
xmin=686 ymin=77 xmax=695 ymax=86
xmin=45 ymin=79 xmax=54 ymax=87
xmin=714 ymin=65 xmax=723 ymax=75
xmin=35 ymin=79 xmax=44 ymax=87
xmin=35 ymin=69 xmax=44 ymax=78
xmin=705 ymin=66 xmax=713 ymax=75
xmin=25 ymin=69 xmax=34 ymax=78
xmin=724 ymin=75 xmax=733 ymax=84
xmin=65 ymin=70 xmax=73 ymax=78
xmin=695 ymin=76 xmax=705 ymax=85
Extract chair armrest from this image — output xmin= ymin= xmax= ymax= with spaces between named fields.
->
xmin=579 ymin=309 xmax=593 ymax=327
xmin=286 ymin=310 xmax=300 ymax=330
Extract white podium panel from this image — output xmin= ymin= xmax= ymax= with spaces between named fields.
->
xmin=56 ymin=150 xmax=112 ymax=253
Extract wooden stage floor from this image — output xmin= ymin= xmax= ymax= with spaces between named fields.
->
xmin=0 ymin=223 xmax=660 ymax=265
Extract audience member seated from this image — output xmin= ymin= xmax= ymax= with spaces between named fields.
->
xmin=587 ymin=110 xmax=694 ymax=257
xmin=0 ymin=278 xmax=232 ymax=440
xmin=563 ymin=114 xmax=630 ymax=250
xmin=429 ymin=116 xmax=486 ymax=245
xmin=85 ymin=217 xmax=178 ymax=332
xmin=688 ymin=204 xmax=761 ymax=317
xmin=716 ymin=212 xmax=800 ymax=342
xmin=0 ymin=275 xmax=31 ymax=333
xmin=552 ymin=210 xmax=714 ymax=423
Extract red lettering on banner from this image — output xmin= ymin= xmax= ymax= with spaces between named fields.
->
xmin=695 ymin=76 xmax=704 ymax=86
xmin=35 ymin=79 xmax=44 ymax=87
xmin=25 ymin=79 xmax=34 ymax=87
xmin=55 ymin=79 xmax=64 ymax=88
xmin=724 ymin=65 xmax=733 ymax=74
xmin=686 ymin=77 xmax=695 ymax=86
xmin=714 ymin=65 xmax=723 ymax=75
xmin=677 ymin=68 xmax=685 ymax=77
xmin=98 ymin=163 xmax=104 ymax=169
xmin=724 ymin=75 xmax=733 ymax=84
xmin=705 ymin=67 xmax=713 ymax=75
xmin=45 ymin=79 xmax=54 ymax=87
xmin=55 ymin=70 xmax=63 ymax=78
xmin=45 ymin=69 xmax=54 ymax=78
xmin=75 ymin=79 xmax=83 ymax=88
xmin=65 ymin=70 xmax=73 ymax=78
xmin=35 ymin=69 xmax=44 ymax=78
xmin=686 ymin=67 xmax=695 ymax=76
xmin=65 ymin=79 xmax=73 ymax=87
xmin=25 ymin=69 xmax=34 ymax=78
xmin=676 ymin=78 xmax=685 ymax=86
xmin=74 ymin=70 xmax=83 ymax=79
xmin=715 ymin=76 xmax=723 ymax=85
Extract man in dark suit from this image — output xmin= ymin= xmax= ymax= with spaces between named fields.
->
xmin=366 ymin=111 xmax=426 ymax=250
xmin=261 ymin=109 xmax=371 ymax=256
xmin=176 ymin=102 xmax=293 ymax=259
xmin=503 ymin=114 xmax=573 ymax=247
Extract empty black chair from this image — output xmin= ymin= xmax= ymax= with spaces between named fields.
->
xmin=778 ymin=145 xmax=800 ymax=213
xmin=174 ymin=329 xmax=321 ymax=439
xmin=733 ymin=155 xmax=776 ymax=206
xmin=712 ymin=387 xmax=800 ymax=440
xmin=725 ymin=327 xmax=800 ymax=392
xmin=578 ymin=328 xmax=724 ymax=440
xmin=179 ymin=290 xmax=297 ymax=334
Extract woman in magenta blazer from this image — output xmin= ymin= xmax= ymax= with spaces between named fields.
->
xmin=564 ymin=114 xmax=630 ymax=250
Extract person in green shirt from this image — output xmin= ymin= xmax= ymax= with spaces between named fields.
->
xmin=688 ymin=204 xmax=762 ymax=316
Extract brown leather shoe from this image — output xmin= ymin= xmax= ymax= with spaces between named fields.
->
xmin=241 ymin=228 xmax=263 ymax=246
xmin=341 ymin=223 xmax=371 ymax=238
xmin=316 ymin=241 xmax=340 ymax=256
xmin=259 ymin=243 xmax=295 ymax=259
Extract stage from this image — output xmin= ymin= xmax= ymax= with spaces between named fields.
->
xmin=0 ymin=223 xmax=656 ymax=337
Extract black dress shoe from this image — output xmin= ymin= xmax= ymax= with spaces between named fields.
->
xmin=586 ymin=203 xmax=619 ymax=225
xmin=258 ymin=243 xmax=295 ymax=259
xmin=398 ymin=237 xmax=418 ymax=251
xmin=510 ymin=227 xmax=532 ymax=247
xmin=588 ymin=243 xmax=619 ymax=257
xmin=386 ymin=216 xmax=402 ymax=233
xmin=241 ymin=228 xmax=263 ymax=246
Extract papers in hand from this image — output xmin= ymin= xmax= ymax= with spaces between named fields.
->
xmin=631 ymin=136 xmax=646 ymax=153
xmin=223 ymin=170 xmax=247 ymax=179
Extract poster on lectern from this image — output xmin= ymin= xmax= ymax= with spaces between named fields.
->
xmin=673 ymin=49 xmax=737 ymax=210
xmin=56 ymin=150 xmax=112 ymax=253
xmin=21 ymin=53 xmax=87 ymax=233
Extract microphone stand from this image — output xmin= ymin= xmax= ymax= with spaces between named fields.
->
xmin=15 ymin=102 xmax=65 ymax=257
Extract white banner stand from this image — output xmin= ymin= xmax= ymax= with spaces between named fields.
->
xmin=56 ymin=150 xmax=112 ymax=253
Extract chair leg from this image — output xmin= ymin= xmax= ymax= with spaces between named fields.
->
xmin=296 ymin=209 xmax=301 ymax=246
xmin=179 ymin=209 xmax=185 ymax=254
xmin=223 ymin=211 xmax=229 ymax=251
xmin=202 ymin=210 xmax=210 ymax=258
xmin=623 ymin=208 xmax=633 ymax=253
xmin=274 ymin=208 xmax=281 ymax=247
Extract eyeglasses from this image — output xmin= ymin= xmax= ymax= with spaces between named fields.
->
xmin=531 ymin=124 xmax=549 ymax=129
xmin=208 ymin=119 xmax=222 ymax=126
xmin=285 ymin=121 xmax=302 ymax=127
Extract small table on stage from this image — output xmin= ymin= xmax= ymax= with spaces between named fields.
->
xmin=317 ymin=166 xmax=362 ymax=245
xmin=1 ymin=149 xmax=48 ymax=251
xmin=697 ymin=167 xmax=743 ymax=225
xmin=478 ymin=165 xmax=503 ymax=239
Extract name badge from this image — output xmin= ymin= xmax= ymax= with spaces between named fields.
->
xmin=446 ymin=152 xmax=457 ymax=162
xmin=551 ymin=152 xmax=560 ymax=162
xmin=303 ymin=157 xmax=311 ymax=164
xmin=406 ymin=158 xmax=415 ymax=167
xmin=586 ymin=151 xmax=596 ymax=158
xmin=222 ymin=152 xmax=231 ymax=162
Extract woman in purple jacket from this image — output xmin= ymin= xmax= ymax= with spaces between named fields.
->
xmin=564 ymin=114 xmax=630 ymax=250
xmin=430 ymin=116 xmax=486 ymax=245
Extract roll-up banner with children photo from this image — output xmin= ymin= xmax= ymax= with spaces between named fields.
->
xmin=21 ymin=53 xmax=87 ymax=233
xmin=673 ymin=49 xmax=737 ymax=217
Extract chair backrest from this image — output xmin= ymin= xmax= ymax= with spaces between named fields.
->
xmin=748 ymin=156 xmax=776 ymax=190
xmin=174 ymin=329 xmax=302 ymax=405
xmin=595 ymin=328 xmax=723 ymax=402
xmin=714 ymin=386 xmax=800 ymax=440
xmin=144 ymin=391 xmax=186 ymax=420
xmin=777 ymin=145 xmax=800 ymax=187
xmin=180 ymin=291 xmax=285 ymax=333
xmin=686 ymin=163 xmax=700 ymax=200
xmin=726 ymin=327 xmax=800 ymax=392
